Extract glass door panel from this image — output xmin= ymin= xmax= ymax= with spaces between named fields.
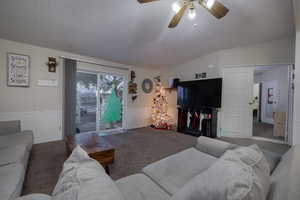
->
xmin=76 ymin=72 xmax=97 ymax=133
xmin=98 ymin=73 xmax=124 ymax=131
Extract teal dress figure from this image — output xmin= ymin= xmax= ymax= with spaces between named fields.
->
xmin=101 ymin=89 xmax=122 ymax=127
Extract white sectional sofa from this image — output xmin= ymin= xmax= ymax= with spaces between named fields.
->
xmin=18 ymin=136 xmax=300 ymax=200
xmin=0 ymin=120 xmax=33 ymax=200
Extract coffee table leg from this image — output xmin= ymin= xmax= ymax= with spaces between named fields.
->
xmin=105 ymin=166 xmax=110 ymax=175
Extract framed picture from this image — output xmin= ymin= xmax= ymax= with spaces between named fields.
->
xmin=7 ymin=53 xmax=30 ymax=87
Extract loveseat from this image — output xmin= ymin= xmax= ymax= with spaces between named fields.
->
xmin=0 ymin=120 xmax=34 ymax=200
xmin=18 ymin=136 xmax=300 ymax=200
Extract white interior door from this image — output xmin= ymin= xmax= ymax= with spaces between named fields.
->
xmin=261 ymin=80 xmax=278 ymax=124
xmin=221 ymin=67 xmax=254 ymax=138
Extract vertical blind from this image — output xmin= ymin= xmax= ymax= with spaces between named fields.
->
xmin=63 ymin=58 xmax=77 ymax=137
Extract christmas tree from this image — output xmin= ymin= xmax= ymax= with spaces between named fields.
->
xmin=151 ymin=77 xmax=173 ymax=129
xmin=102 ymin=89 xmax=122 ymax=123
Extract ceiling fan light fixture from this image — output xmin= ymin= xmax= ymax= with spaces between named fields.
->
xmin=137 ymin=0 xmax=229 ymax=28
xmin=172 ymin=1 xmax=182 ymax=13
xmin=206 ymin=0 xmax=215 ymax=9
xmin=188 ymin=8 xmax=196 ymax=20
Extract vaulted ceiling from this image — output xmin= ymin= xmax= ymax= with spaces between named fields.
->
xmin=0 ymin=0 xmax=295 ymax=68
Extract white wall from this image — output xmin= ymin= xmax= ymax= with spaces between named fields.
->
xmin=0 ymin=38 xmax=159 ymax=144
xmin=162 ymin=37 xmax=295 ymax=137
xmin=293 ymin=0 xmax=300 ymax=145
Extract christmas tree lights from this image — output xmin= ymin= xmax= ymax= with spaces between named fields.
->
xmin=151 ymin=77 xmax=173 ymax=129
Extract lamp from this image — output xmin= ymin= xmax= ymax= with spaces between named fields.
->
xmin=172 ymin=1 xmax=182 ymax=13
xmin=188 ymin=8 xmax=196 ymax=20
xmin=206 ymin=0 xmax=215 ymax=9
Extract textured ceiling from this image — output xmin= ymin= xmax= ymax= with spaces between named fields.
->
xmin=0 ymin=0 xmax=295 ymax=68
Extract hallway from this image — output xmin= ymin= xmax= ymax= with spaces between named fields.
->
xmin=253 ymin=121 xmax=284 ymax=141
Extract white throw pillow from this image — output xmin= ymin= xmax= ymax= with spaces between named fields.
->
xmin=233 ymin=145 xmax=270 ymax=175
xmin=231 ymin=144 xmax=270 ymax=199
xmin=52 ymin=145 xmax=124 ymax=200
xmin=170 ymin=149 xmax=270 ymax=200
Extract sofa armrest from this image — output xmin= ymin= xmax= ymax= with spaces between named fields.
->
xmin=15 ymin=194 xmax=51 ymax=200
xmin=0 ymin=120 xmax=21 ymax=136
xmin=195 ymin=136 xmax=238 ymax=158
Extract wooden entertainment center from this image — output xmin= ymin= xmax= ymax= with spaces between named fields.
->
xmin=176 ymin=78 xmax=222 ymax=138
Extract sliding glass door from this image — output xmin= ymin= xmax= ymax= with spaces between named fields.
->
xmin=76 ymin=71 xmax=124 ymax=134
xmin=98 ymin=74 xmax=124 ymax=131
xmin=76 ymin=72 xmax=97 ymax=133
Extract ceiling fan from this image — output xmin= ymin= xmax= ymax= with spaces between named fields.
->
xmin=137 ymin=0 xmax=229 ymax=28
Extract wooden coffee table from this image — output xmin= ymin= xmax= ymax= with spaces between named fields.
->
xmin=65 ymin=132 xmax=115 ymax=174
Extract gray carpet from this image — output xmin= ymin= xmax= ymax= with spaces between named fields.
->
xmin=253 ymin=121 xmax=284 ymax=141
xmin=22 ymin=127 xmax=289 ymax=195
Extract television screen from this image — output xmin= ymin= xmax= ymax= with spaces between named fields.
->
xmin=177 ymin=78 xmax=222 ymax=108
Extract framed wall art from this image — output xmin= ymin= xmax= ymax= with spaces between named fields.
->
xmin=7 ymin=53 xmax=30 ymax=87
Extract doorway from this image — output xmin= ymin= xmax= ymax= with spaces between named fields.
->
xmin=75 ymin=71 xmax=125 ymax=134
xmin=222 ymin=65 xmax=293 ymax=144
xmin=252 ymin=65 xmax=290 ymax=142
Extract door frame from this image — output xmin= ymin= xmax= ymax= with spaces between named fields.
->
xmin=287 ymin=64 xmax=294 ymax=145
xmin=254 ymin=64 xmax=294 ymax=145
xmin=76 ymin=66 xmax=128 ymax=134
xmin=221 ymin=64 xmax=293 ymax=144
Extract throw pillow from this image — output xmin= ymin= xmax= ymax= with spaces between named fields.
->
xmin=231 ymin=144 xmax=270 ymax=199
xmin=170 ymin=150 xmax=270 ymax=200
xmin=52 ymin=145 xmax=124 ymax=200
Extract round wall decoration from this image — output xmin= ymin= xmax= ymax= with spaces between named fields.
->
xmin=142 ymin=79 xmax=153 ymax=93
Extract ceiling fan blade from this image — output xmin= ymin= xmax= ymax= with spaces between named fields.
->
xmin=137 ymin=0 xmax=159 ymax=4
xmin=199 ymin=0 xmax=229 ymax=19
xmin=168 ymin=4 xmax=188 ymax=28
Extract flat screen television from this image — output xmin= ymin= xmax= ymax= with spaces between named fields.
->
xmin=177 ymin=78 xmax=222 ymax=108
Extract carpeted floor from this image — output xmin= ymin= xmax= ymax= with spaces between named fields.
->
xmin=22 ymin=127 xmax=289 ymax=195
xmin=253 ymin=121 xmax=285 ymax=141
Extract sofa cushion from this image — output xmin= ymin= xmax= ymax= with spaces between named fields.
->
xmin=0 ymin=163 xmax=25 ymax=200
xmin=0 ymin=120 xmax=21 ymax=135
xmin=195 ymin=136 xmax=238 ymax=157
xmin=0 ymin=144 xmax=28 ymax=167
xmin=142 ymin=148 xmax=217 ymax=195
xmin=268 ymin=145 xmax=300 ymax=200
xmin=116 ymin=174 xmax=170 ymax=200
xmin=171 ymin=150 xmax=270 ymax=200
xmin=0 ymin=131 xmax=33 ymax=151
xmin=52 ymin=145 xmax=124 ymax=200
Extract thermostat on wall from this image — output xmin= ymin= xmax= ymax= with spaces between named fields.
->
xmin=38 ymin=79 xmax=58 ymax=87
